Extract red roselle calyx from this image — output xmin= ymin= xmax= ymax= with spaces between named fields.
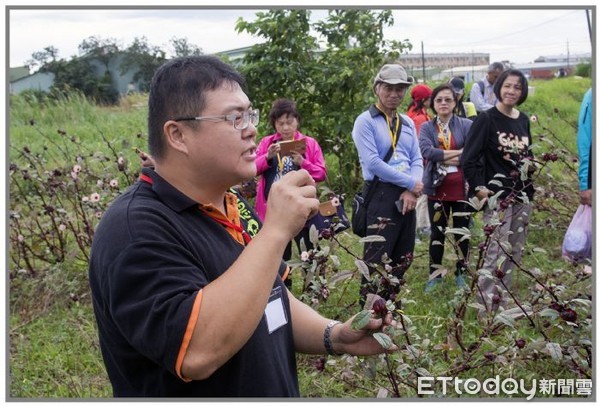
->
xmin=372 ymin=298 xmax=387 ymax=316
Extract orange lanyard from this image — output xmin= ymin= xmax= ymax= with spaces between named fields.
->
xmin=139 ymin=174 xmax=252 ymax=245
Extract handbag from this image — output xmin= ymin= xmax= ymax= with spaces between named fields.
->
xmin=562 ymin=204 xmax=592 ymax=264
xmin=351 ymin=119 xmax=402 ymax=237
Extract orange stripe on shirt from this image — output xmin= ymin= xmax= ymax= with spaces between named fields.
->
xmin=198 ymin=192 xmax=245 ymax=245
xmin=175 ymin=289 xmax=203 ymax=382
xmin=281 ymin=265 xmax=290 ymax=282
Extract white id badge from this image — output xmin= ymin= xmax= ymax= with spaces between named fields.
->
xmin=446 ymin=165 xmax=458 ymax=173
xmin=265 ymin=286 xmax=288 ymax=334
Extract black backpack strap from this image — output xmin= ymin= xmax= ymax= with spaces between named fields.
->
xmin=478 ymin=80 xmax=485 ymax=96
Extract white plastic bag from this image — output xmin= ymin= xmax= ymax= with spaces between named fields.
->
xmin=562 ymin=204 xmax=592 ymax=263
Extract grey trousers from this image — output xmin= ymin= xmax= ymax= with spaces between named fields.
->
xmin=477 ymin=201 xmax=532 ymax=311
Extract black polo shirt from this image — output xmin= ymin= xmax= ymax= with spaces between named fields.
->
xmin=88 ymin=168 xmax=299 ymax=397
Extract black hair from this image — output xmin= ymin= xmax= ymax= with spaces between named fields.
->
xmin=268 ymin=98 xmax=301 ymax=129
xmin=147 ymin=55 xmax=246 ymax=160
xmin=408 ymin=98 xmax=428 ymax=113
xmin=430 ymin=84 xmax=458 ymax=116
xmin=488 ymin=62 xmax=505 ymax=72
xmin=493 ymin=69 xmax=529 ymax=106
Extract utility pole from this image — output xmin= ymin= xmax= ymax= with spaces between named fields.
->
xmin=567 ymin=40 xmax=570 ymax=70
xmin=471 ymin=50 xmax=474 ymax=82
xmin=421 ymin=41 xmax=426 ymax=82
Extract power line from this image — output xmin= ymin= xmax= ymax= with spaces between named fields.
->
xmin=464 ymin=10 xmax=581 ymax=46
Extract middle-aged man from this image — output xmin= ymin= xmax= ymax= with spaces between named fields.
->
xmin=469 ymin=62 xmax=505 ymax=113
xmin=88 ymin=55 xmax=395 ymax=397
xmin=352 ymin=63 xmax=424 ymax=301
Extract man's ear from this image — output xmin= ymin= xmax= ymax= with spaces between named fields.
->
xmin=373 ymin=83 xmax=380 ymax=97
xmin=163 ymin=120 xmax=189 ymax=155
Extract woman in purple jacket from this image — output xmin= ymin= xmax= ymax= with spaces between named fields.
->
xmin=255 ymin=99 xmax=327 ymax=276
xmin=419 ymin=84 xmax=473 ymax=292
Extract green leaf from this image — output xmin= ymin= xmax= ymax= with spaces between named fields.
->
xmin=468 ymin=302 xmax=486 ymax=311
xmin=477 ymin=268 xmax=494 ymax=280
xmin=351 ymin=310 xmax=372 ymax=330
xmin=568 ymin=298 xmax=592 ymax=309
xmin=429 ymin=268 xmax=447 ymax=279
xmin=415 ymin=367 xmax=431 ymax=377
xmin=360 ymin=357 xmax=378 ymax=380
xmin=400 ymin=313 xmax=412 ymax=326
xmin=372 ymin=332 xmax=393 ymax=350
xmin=355 ymin=259 xmax=371 ymax=281
xmin=545 ymin=342 xmax=563 ymax=361
xmin=328 ymin=270 xmax=354 ymax=285
xmin=487 ymin=190 xmax=504 ymax=210
xmin=493 ymin=313 xmax=515 ymax=328
xmin=404 ymin=344 xmax=420 ymax=359
xmin=359 ymin=235 xmax=386 ymax=243
xmin=465 ymin=196 xmax=486 ymax=211
xmin=496 ymin=256 xmax=506 ymax=270
xmin=330 ymin=255 xmax=341 ymax=268
xmin=538 ymin=308 xmax=560 ymax=319
xmin=445 ymin=227 xmax=471 ymax=237
xmin=500 ymin=241 xmax=512 ymax=254
xmin=309 ymin=224 xmax=319 ymax=244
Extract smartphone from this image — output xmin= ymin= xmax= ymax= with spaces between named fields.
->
xmin=395 ymin=199 xmax=404 ymax=213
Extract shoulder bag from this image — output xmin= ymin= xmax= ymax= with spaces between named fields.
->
xmin=351 ymin=119 xmax=402 ymax=237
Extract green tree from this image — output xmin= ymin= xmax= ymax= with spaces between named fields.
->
xmin=26 ymin=40 xmax=119 ymax=104
xmin=26 ymin=46 xmax=60 ymax=73
xmin=575 ymin=62 xmax=591 ymax=77
xmin=121 ymin=36 xmax=166 ymax=92
xmin=311 ymin=10 xmax=411 ymax=192
xmin=235 ymin=10 xmax=318 ymax=120
xmin=46 ymin=58 xmax=98 ymax=98
xmin=78 ymin=36 xmax=121 ymax=71
xmin=170 ymin=37 xmax=203 ymax=57
xmin=236 ymin=9 xmax=411 ymax=193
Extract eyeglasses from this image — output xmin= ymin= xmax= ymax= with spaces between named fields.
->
xmin=433 ymin=97 xmax=455 ymax=104
xmin=173 ymin=108 xmax=259 ymax=130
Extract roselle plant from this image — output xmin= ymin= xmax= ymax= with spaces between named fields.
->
xmin=288 ymin=118 xmax=591 ymax=398
xmin=9 ymin=124 xmax=144 ymax=277
xmin=8 ymin=93 xmax=591 ymax=398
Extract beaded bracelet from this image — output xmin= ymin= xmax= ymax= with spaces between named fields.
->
xmin=324 ymin=320 xmax=342 ymax=356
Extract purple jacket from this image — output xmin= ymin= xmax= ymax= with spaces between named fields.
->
xmin=254 ymin=130 xmax=327 ymax=221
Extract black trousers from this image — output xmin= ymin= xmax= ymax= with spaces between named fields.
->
xmin=427 ymin=199 xmax=471 ymax=276
xmin=360 ymin=182 xmax=416 ymax=301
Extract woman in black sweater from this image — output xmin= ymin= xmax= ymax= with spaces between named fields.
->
xmin=460 ymin=69 xmax=534 ymax=313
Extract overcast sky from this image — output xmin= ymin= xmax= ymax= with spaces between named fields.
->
xmin=7 ymin=5 xmax=593 ymax=69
